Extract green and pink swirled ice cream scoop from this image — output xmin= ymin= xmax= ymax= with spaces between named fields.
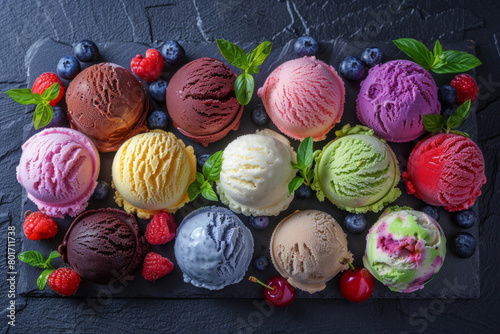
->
xmin=363 ymin=208 xmax=446 ymax=293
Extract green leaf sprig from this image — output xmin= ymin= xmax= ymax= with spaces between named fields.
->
xmin=393 ymin=38 xmax=481 ymax=74
xmin=4 ymin=82 xmax=60 ymax=130
xmin=423 ymin=99 xmax=471 ymax=137
xmin=188 ymin=151 xmax=223 ymax=202
xmin=288 ymin=137 xmax=314 ymax=194
xmin=18 ymin=250 xmax=61 ymax=290
xmin=216 ymin=39 xmax=272 ymax=105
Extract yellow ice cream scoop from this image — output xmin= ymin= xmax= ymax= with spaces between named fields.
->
xmin=112 ymin=130 xmax=196 ymax=219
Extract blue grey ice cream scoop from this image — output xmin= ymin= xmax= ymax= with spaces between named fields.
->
xmin=174 ymin=206 xmax=254 ymax=290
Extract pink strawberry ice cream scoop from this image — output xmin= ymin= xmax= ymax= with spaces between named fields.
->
xmin=356 ymin=60 xmax=440 ymax=142
xmin=257 ymin=56 xmax=345 ymax=141
xmin=166 ymin=57 xmax=243 ymax=146
xmin=402 ymin=133 xmax=486 ymax=212
xmin=17 ymin=127 xmax=100 ymax=218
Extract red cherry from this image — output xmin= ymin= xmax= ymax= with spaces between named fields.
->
xmin=249 ymin=276 xmax=296 ymax=308
xmin=339 ymin=264 xmax=374 ymax=302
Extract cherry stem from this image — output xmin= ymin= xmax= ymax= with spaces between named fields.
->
xmin=248 ymin=276 xmax=275 ymax=291
xmin=339 ymin=258 xmax=356 ymax=271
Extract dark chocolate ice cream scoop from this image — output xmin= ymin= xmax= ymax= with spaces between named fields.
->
xmin=59 ymin=208 xmax=149 ymax=283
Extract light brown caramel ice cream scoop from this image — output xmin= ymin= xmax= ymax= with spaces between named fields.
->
xmin=270 ymin=210 xmax=352 ymax=293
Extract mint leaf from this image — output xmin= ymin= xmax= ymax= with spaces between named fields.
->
xmin=33 ymin=103 xmax=53 ymax=130
xmin=246 ymin=41 xmax=272 ymax=69
xmin=4 ymin=88 xmax=42 ymax=105
xmin=195 ymin=172 xmax=205 ymax=184
xmin=246 ymin=65 xmax=260 ymax=74
xmin=288 ymin=176 xmax=304 ymax=194
xmin=37 ymin=269 xmax=54 ymax=290
xmin=447 ymin=100 xmax=471 ymax=130
xmin=217 ymin=39 xmax=272 ymax=106
xmin=305 ymin=169 xmax=314 ymax=185
xmin=203 ymin=151 xmax=223 ymax=182
xmin=290 ymin=161 xmax=302 ymax=170
xmin=433 ymin=40 xmax=443 ymax=57
xmin=188 ymin=180 xmax=201 ymax=201
xmin=297 ymin=137 xmax=313 ymax=167
xmin=393 ymin=38 xmax=434 ymax=70
xmin=47 ymin=250 xmax=61 ymax=263
xmin=18 ymin=251 xmax=47 ymax=269
xmin=216 ymin=39 xmax=248 ymax=70
xmin=450 ymin=130 xmax=470 ymax=137
xmin=41 ymin=83 xmax=60 ymax=102
xmin=431 ymin=50 xmax=482 ymax=74
xmin=200 ymin=183 xmax=219 ymax=202
xmin=235 ymin=73 xmax=254 ymax=106
xmin=424 ymin=114 xmax=445 ymax=133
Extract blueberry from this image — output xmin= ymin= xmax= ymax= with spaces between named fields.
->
xmin=249 ymin=216 xmax=270 ymax=231
xmin=161 ymin=41 xmax=185 ymax=64
xmin=197 ymin=154 xmax=211 ymax=172
xmin=344 ymin=213 xmax=367 ymax=234
xmin=339 ymin=56 xmax=366 ymax=81
xmin=251 ymin=104 xmax=269 ymax=126
xmin=149 ymin=80 xmax=168 ymax=103
xmin=74 ymin=40 xmax=99 ymax=62
xmin=47 ymin=106 xmax=69 ymax=128
xmin=294 ymin=36 xmax=319 ymax=57
xmin=360 ymin=47 xmax=383 ymax=68
xmin=438 ymin=85 xmax=457 ymax=108
xmin=450 ymin=232 xmax=476 ymax=258
xmin=147 ymin=110 xmax=169 ymax=130
xmin=57 ymin=56 xmax=81 ymax=80
xmin=295 ymin=183 xmax=313 ymax=199
xmin=253 ymin=255 xmax=269 ymax=271
xmin=453 ymin=209 xmax=477 ymax=229
xmin=93 ymin=181 xmax=110 ymax=201
xmin=422 ymin=206 xmax=440 ymax=221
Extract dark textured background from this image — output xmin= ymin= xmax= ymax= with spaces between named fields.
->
xmin=1 ymin=0 xmax=499 ymax=333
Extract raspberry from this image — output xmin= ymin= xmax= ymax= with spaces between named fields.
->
xmin=146 ymin=211 xmax=177 ymax=244
xmin=142 ymin=252 xmax=174 ymax=281
xmin=450 ymin=74 xmax=479 ymax=104
xmin=130 ymin=49 xmax=164 ymax=82
xmin=47 ymin=267 xmax=81 ymax=296
xmin=32 ymin=72 xmax=65 ymax=106
xmin=23 ymin=211 xmax=58 ymax=240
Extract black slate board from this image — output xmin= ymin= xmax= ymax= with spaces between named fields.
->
xmin=18 ymin=38 xmax=480 ymax=299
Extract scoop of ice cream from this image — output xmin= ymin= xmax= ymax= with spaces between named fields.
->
xmin=58 ymin=208 xmax=149 ymax=283
xmin=66 ymin=63 xmax=149 ymax=152
xmin=112 ymin=130 xmax=196 ymax=219
xmin=312 ymin=125 xmax=401 ymax=213
xmin=356 ymin=60 xmax=440 ymax=142
xmin=402 ymin=133 xmax=486 ymax=212
xmin=270 ymin=210 xmax=352 ymax=293
xmin=16 ymin=127 xmax=100 ymax=218
xmin=174 ymin=206 xmax=254 ymax=290
xmin=257 ymin=56 xmax=345 ymax=141
xmin=216 ymin=129 xmax=297 ymax=216
xmin=363 ymin=208 xmax=446 ymax=293
xmin=166 ymin=57 xmax=243 ymax=146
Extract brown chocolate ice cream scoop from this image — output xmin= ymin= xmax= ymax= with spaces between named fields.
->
xmin=66 ymin=63 xmax=149 ymax=152
xmin=166 ymin=57 xmax=243 ymax=146
xmin=58 ymin=208 xmax=149 ymax=283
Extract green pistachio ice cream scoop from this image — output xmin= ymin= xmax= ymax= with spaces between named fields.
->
xmin=312 ymin=124 xmax=401 ymax=213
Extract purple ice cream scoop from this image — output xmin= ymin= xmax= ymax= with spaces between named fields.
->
xmin=356 ymin=60 xmax=440 ymax=142
xmin=58 ymin=208 xmax=149 ymax=283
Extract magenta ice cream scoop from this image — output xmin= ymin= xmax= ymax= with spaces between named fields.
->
xmin=16 ymin=127 xmax=100 ymax=218
xmin=356 ymin=60 xmax=440 ymax=142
